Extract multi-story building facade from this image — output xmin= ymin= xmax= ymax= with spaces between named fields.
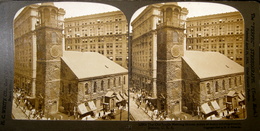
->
xmin=64 ymin=11 xmax=128 ymax=68
xmin=131 ymin=4 xmax=162 ymax=98
xmin=14 ymin=4 xmax=40 ymax=98
xmin=186 ymin=12 xmax=244 ymax=66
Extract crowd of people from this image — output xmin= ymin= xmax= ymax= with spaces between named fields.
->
xmin=13 ymin=87 xmax=45 ymax=120
xmin=131 ymin=88 xmax=169 ymax=121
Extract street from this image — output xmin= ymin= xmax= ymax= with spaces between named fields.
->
xmin=129 ymin=92 xmax=152 ymax=121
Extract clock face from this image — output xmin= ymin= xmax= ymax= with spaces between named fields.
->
xmin=50 ymin=45 xmax=61 ymax=58
xmin=170 ymin=45 xmax=180 ymax=58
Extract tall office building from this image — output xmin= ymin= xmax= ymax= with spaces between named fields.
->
xmin=64 ymin=11 xmax=129 ymax=68
xmin=131 ymin=4 xmax=162 ymax=98
xmin=14 ymin=4 xmax=40 ymax=99
xmin=186 ymin=12 xmax=244 ymax=66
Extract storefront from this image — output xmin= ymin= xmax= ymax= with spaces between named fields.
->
xmin=200 ymin=102 xmax=217 ymax=118
xmin=226 ymin=91 xmax=237 ymax=110
xmin=104 ymin=91 xmax=117 ymax=111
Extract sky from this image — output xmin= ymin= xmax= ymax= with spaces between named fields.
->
xmin=130 ymin=2 xmax=238 ymax=22
xmin=15 ymin=2 xmax=238 ymax=22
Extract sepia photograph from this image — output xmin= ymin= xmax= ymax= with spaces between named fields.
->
xmin=129 ymin=2 xmax=246 ymax=121
xmin=12 ymin=2 xmax=129 ymax=121
xmin=1 ymin=0 xmax=258 ymax=130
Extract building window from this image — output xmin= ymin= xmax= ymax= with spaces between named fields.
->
xmin=101 ymin=80 xmax=104 ymax=91
xmin=207 ymin=83 xmax=211 ymax=94
xmin=113 ymin=78 xmax=116 ymax=87
xmin=222 ymin=80 xmax=225 ymax=90
xmin=52 ymin=32 xmax=57 ymax=43
xmin=190 ymin=84 xmax=193 ymax=94
xmin=68 ymin=84 xmax=72 ymax=94
xmin=108 ymin=79 xmax=110 ymax=89
xmin=229 ymin=78 xmax=232 ymax=88
xmin=119 ymin=77 xmax=121 ymax=85
xmin=123 ymin=76 xmax=125 ymax=84
xmin=85 ymin=83 xmax=88 ymax=94
xmin=234 ymin=77 xmax=237 ymax=86
xmin=173 ymin=31 xmax=178 ymax=42
xmin=61 ymin=82 xmax=64 ymax=93
xmin=215 ymin=81 xmax=219 ymax=92
xmin=183 ymin=82 xmax=186 ymax=92
xmin=93 ymin=82 xmax=97 ymax=93
xmin=239 ymin=76 xmax=242 ymax=85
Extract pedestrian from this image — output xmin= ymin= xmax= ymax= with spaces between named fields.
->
xmin=160 ymin=115 xmax=163 ymax=121
xmin=60 ymin=115 xmax=63 ymax=120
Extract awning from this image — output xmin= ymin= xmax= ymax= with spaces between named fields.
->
xmin=201 ymin=103 xmax=212 ymax=114
xmin=116 ymin=94 xmax=124 ymax=101
xmin=105 ymin=91 xmax=115 ymax=97
xmin=88 ymin=101 xmax=97 ymax=111
xmin=211 ymin=100 xmax=220 ymax=111
xmin=238 ymin=93 xmax=245 ymax=101
xmin=78 ymin=103 xmax=89 ymax=115
xmin=227 ymin=91 xmax=236 ymax=97
xmin=121 ymin=93 xmax=127 ymax=99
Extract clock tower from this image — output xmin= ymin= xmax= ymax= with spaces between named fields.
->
xmin=35 ymin=3 xmax=65 ymax=115
xmin=156 ymin=3 xmax=188 ymax=115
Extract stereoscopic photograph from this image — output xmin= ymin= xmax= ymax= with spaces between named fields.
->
xmin=12 ymin=1 xmax=246 ymax=122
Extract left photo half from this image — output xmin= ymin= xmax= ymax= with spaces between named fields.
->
xmin=12 ymin=2 xmax=129 ymax=121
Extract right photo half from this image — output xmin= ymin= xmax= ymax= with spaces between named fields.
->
xmin=129 ymin=2 xmax=246 ymax=121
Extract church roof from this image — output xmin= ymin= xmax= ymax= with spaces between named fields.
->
xmin=182 ymin=51 xmax=244 ymax=79
xmin=61 ymin=51 xmax=128 ymax=80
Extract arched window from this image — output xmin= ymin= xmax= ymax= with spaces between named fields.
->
xmin=229 ymin=78 xmax=232 ymax=88
xmin=113 ymin=78 xmax=116 ymax=87
xmin=183 ymin=82 xmax=186 ymax=92
xmin=173 ymin=31 xmax=178 ymax=42
xmin=190 ymin=84 xmax=193 ymax=94
xmin=215 ymin=81 xmax=219 ymax=92
xmin=51 ymin=9 xmax=57 ymax=21
xmin=51 ymin=32 xmax=57 ymax=43
xmin=207 ymin=83 xmax=211 ymax=94
xmin=166 ymin=8 xmax=173 ymax=22
xmin=119 ymin=77 xmax=121 ymax=85
xmin=234 ymin=77 xmax=237 ymax=86
xmin=239 ymin=76 xmax=242 ymax=85
xmin=222 ymin=80 xmax=225 ymax=90
xmin=108 ymin=79 xmax=110 ymax=89
xmin=101 ymin=80 xmax=104 ymax=91
xmin=93 ymin=82 xmax=97 ymax=93
xmin=68 ymin=84 xmax=72 ymax=94
xmin=61 ymin=82 xmax=64 ymax=93
xmin=85 ymin=83 xmax=88 ymax=94
xmin=43 ymin=8 xmax=50 ymax=23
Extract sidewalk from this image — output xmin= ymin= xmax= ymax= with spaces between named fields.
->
xmin=130 ymin=92 xmax=201 ymax=121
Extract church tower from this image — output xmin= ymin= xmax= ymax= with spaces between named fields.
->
xmin=35 ymin=3 xmax=65 ymax=115
xmin=156 ymin=3 xmax=188 ymax=115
